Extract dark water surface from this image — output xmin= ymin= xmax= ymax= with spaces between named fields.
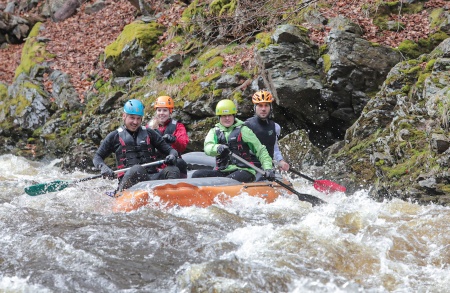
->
xmin=1 ymin=154 xmax=449 ymax=292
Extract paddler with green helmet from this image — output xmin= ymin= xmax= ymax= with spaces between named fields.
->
xmin=191 ymin=99 xmax=276 ymax=182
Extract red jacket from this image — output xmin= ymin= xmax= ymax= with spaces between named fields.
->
xmin=156 ymin=119 xmax=189 ymax=154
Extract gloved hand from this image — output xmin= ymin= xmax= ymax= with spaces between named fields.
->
xmin=165 ymin=154 xmax=177 ymax=166
xmin=264 ymin=169 xmax=276 ymax=181
xmin=217 ymin=145 xmax=230 ymax=156
xmin=99 ymin=164 xmax=115 ymax=179
xmin=162 ymin=134 xmax=176 ymax=144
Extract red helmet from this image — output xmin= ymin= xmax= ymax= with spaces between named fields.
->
xmin=252 ymin=90 xmax=274 ymax=104
xmin=154 ymin=96 xmax=174 ymax=113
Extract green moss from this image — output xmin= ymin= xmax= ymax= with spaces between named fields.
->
xmin=440 ymin=184 xmax=450 ymax=193
xmin=42 ymin=133 xmax=56 ymax=140
xmin=180 ymin=0 xmax=207 ymax=33
xmin=319 ymin=44 xmax=328 ymax=55
xmin=402 ymin=3 xmax=424 ymax=14
xmin=232 ymin=91 xmax=243 ymax=103
xmin=416 ymin=72 xmax=431 ymax=89
xmin=382 ymin=147 xmax=429 ymax=180
xmin=200 ymin=56 xmax=224 ymax=75
xmin=322 ymin=54 xmax=331 ymax=73
xmin=209 ymin=0 xmax=237 ymax=15
xmin=406 ymin=59 xmax=420 ymax=66
xmin=373 ymin=14 xmax=390 ymax=30
xmin=104 ymin=21 xmax=164 ymax=58
xmin=9 ymin=81 xmax=47 ymax=115
xmin=418 ymin=31 xmax=449 ymax=52
xmin=212 ymin=89 xmax=223 ymax=97
xmin=397 ymin=40 xmax=420 ymax=59
xmin=401 ymin=84 xmax=411 ymax=94
xmin=425 ymin=59 xmax=436 ymax=72
xmin=400 ymin=65 xmax=421 ymax=75
xmin=14 ymin=22 xmax=55 ymax=78
xmin=32 ymin=127 xmax=43 ymax=137
xmin=198 ymin=47 xmax=222 ymax=62
xmin=429 ymin=8 xmax=445 ymax=29
xmin=180 ymin=72 xmax=222 ymax=101
xmin=386 ymin=1 xmax=399 ymax=7
xmin=224 ymin=63 xmax=250 ymax=78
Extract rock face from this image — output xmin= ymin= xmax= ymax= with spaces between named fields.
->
xmin=0 ymin=2 xmax=449 ymax=205
xmin=323 ymin=38 xmax=450 ymax=205
xmin=255 ymin=26 xmax=402 ymax=147
xmin=104 ymin=21 xmax=165 ymax=77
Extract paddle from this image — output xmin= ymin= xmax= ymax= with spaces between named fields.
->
xmin=24 ymin=160 xmax=165 ymax=196
xmin=288 ymin=168 xmax=346 ymax=194
xmin=230 ymin=153 xmax=325 ymax=206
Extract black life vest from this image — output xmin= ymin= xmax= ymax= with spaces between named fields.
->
xmin=215 ymin=125 xmax=261 ymax=169
xmin=115 ymin=126 xmax=157 ymax=174
xmin=154 ymin=119 xmax=178 ymax=159
xmin=245 ymin=116 xmax=276 ymax=158
xmin=155 ymin=119 xmax=177 ymax=136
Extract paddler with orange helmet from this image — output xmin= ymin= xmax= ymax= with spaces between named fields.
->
xmin=147 ymin=95 xmax=190 ymax=178
xmin=245 ymin=90 xmax=289 ymax=171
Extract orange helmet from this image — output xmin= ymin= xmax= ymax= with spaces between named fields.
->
xmin=252 ymin=90 xmax=274 ymax=104
xmin=154 ymin=96 xmax=174 ymax=113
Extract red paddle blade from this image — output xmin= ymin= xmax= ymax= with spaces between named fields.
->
xmin=313 ymin=180 xmax=346 ymax=194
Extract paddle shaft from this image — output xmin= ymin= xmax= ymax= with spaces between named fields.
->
xmin=288 ymin=168 xmax=315 ymax=182
xmin=75 ymin=160 xmax=166 ymax=183
xmin=230 ymin=153 xmax=325 ymax=206
xmin=25 ymin=160 xmax=166 ymax=196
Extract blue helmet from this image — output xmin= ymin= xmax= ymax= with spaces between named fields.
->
xmin=123 ymin=99 xmax=144 ymax=116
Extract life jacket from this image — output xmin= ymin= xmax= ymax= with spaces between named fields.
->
xmin=155 ymin=119 xmax=177 ymax=136
xmin=215 ymin=126 xmax=261 ymax=169
xmin=154 ymin=119 xmax=179 ymax=160
xmin=115 ymin=126 xmax=157 ymax=176
xmin=245 ymin=116 xmax=276 ymax=158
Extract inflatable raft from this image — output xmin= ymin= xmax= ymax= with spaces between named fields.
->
xmin=112 ymin=177 xmax=293 ymax=212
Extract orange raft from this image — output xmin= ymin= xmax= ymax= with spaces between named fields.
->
xmin=112 ymin=177 xmax=293 ymax=212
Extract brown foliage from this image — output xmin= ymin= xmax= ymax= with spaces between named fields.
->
xmin=0 ymin=0 xmax=136 ymax=100
xmin=0 ymin=0 xmax=447 ymax=100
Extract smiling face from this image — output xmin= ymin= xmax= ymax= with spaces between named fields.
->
xmin=255 ymin=102 xmax=271 ymax=119
xmin=123 ymin=113 xmax=143 ymax=132
xmin=155 ymin=108 xmax=171 ymax=125
xmin=219 ymin=114 xmax=235 ymax=127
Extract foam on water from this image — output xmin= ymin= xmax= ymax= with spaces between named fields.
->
xmin=1 ymin=154 xmax=450 ymax=292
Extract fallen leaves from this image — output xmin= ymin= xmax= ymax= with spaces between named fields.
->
xmin=0 ymin=0 xmax=447 ymax=101
xmin=304 ymin=0 xmax=435 ymax=48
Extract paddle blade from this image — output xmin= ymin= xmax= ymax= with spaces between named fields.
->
xmin=313 ymin=180 xmax=346 ymax=194
xmin=25 ymin=180 xmax=71 ymax=196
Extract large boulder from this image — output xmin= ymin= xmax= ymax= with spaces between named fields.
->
xmin=104 ymin=20 xmax=165 ymax=77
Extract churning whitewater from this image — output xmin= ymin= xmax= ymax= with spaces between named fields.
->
xmin=0 ymin=154 xmax=449 ymax=292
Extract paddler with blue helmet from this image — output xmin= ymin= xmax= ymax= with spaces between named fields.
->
xmin=191 ymin=99 xmax=276 ymax=182
xmin=93 ymin=99 xmax=180 ymax=194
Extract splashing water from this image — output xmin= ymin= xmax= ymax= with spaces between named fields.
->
xmin=0 ymin=154 xmax=449 ymax=292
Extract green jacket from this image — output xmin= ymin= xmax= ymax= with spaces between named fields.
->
xmin=204 ymin=118 xmax=273 ymax=175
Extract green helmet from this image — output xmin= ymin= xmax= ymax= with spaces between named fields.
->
xmin=215 ymin=99 xmax=237 ymax=116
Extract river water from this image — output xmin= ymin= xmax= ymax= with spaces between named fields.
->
xmin=0 ymin=154 xmax=449 ymax=292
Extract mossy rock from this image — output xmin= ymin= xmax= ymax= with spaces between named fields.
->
xmin=14 ymin=22 xmax=54 ymax=79
xmin=104 ymin=21 xmax=165 ymax=76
